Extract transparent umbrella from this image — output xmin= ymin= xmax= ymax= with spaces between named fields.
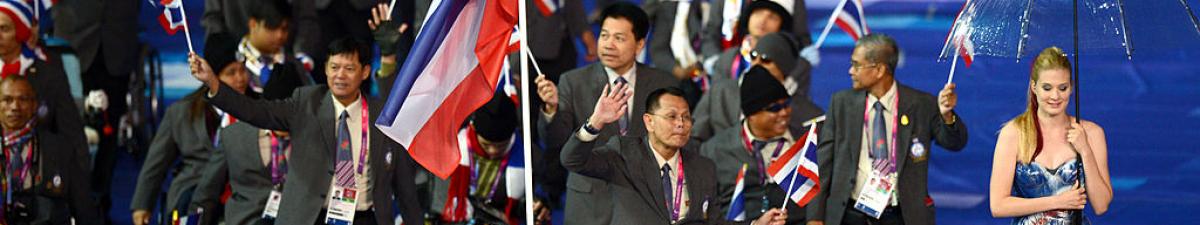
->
xmin=938 ymin=0 xmax=1200 ymax=120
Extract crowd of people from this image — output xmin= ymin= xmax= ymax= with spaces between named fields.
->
xmin=0 ymin=0 xmax=1113 ymax=224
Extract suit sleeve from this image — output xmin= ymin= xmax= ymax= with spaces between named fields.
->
xmin=66 ymin=136 xmax=102 ymax=223
xmin=690 ymin=89 xmax=717 ymax=142
xmin=931 ymin=108 xmax=968 ymax=151
xmin=131 ymin=105 xmax=184 ymax=211
xmin=560 ymin=132 xmax=620 ymax=180
xmin=809 ymin=94 xmax=840 ymax=221
xmin=206 ymin=83 xmax=300 ymax=131
xmin=190 ymin=131 xmax=231 ymax=214
xmin=392 ymin=148 xmax=425 ymax=222
xmin=701 ymin=0 xmax=726 ymax=58
xmin=541 ymin=77 xmax=578 ymax=151
xmin=201 ymin=0 xmax=228 ymax=36
xmin=45 ymin=65 xmax=91 ymax=174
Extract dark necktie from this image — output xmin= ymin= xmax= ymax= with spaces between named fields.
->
xmin=335 ymin=111 xmax=355 ymax=187
xmin=614 ymin=76 xmax=630 ymax=135
xmin=871 ymin=101 xmax=890 ymax=172
xmin=750 ymin=140 xmax=769 ymax=184
xmin=661 ymin=164 xmax=673 ymax=214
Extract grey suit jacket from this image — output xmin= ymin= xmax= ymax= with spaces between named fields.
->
xmin=132 ymin=96 xmax=217 ymax=212
xmin=809 ymin=84 xmax=968 ymax=225
xmin=51 ymin=0 xmax=139 ymax=76
xmin=690 ymin=77 xmax=823 ymax=143
xmin=699 ymin=124 xmax=813 ymax=224
xmin=701 ymin=0 xmax=812 ymax=58
xmin=190 ymin=122 xmax=275 ymax=225
xmin=539 ymin=63 xmax=676 ymax=225
xmin=562 ymin=135 xmax=742 ymax=225
xmin=207 ymin=84 xmax=422 ymax=225
xmin=644 ymin=0 xmax=703 ymax=71
xmin=525 ymin=0 xmax=589 ymax=58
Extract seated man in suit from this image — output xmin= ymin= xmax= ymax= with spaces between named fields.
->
xmin=0 ymin=76 xmax=101 ymax=224
xmin=692 ymin=32 xmax=823 ymax=142
xmin=187 ymin=37 xmax=422 ymax=225
xmin=561 ymin=86 xmax=787 ymax=225
xmin=807 ymin=34 xmax=968 ymax=225
xmin=533 ymin=3 xmax=677 ymax=224
xmin=701 ymin=67 xmax=814 ymax=224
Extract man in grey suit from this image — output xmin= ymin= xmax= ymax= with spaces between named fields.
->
xmin=188 ymin=38 xmax=422 ymax=225
xmin=534 ymin=3 xmax=676 ymax=225
xmin=562 ymin=87 xmax=787 ymax=225
xmin=700 ymin=67 xmax=813 ymax=224
xmin=807 ymin=34 xmax=967 ymax=225
xmin=692 ymin=33 xmax=823 ymax=143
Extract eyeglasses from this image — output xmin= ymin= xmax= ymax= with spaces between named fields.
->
xmin=750 ymin=51 xmax=773 ymax=64
xmin=649 ymin=113 xmax=694 ymax=123
xmin=850 ymin=61 xmax=880 ymax=71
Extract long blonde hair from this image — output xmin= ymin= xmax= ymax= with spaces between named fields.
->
xmin=1009 ymin=47 xmax=1072 ymax=164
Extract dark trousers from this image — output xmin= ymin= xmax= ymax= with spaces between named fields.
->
xmin=842 ymin=201 xmax=904 ymax=225
xmin=82 ymin=46 xmax=129 ymax=225
xmin=315 ymin=209 xmax=377 ymax=225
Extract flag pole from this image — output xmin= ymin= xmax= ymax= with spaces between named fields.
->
xmin=524 ymin=45 xmax=545 ymax=76
xmin=812 ymin=0 xmax=850 ymax=49
xmin=947 ymin=50 xmax=958 ymax=85
xmin=387 ymin=0 xmax=397 ymax=17
xmin=518 ymin=0 xmax=532 ymax=222
xmin=178 ymin=0 xmax=196 ymax=53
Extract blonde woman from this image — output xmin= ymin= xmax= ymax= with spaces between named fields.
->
xmin=990 ymin=47 xmax=1113 ymax=224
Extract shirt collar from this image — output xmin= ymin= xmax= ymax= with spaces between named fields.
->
xmin=649 ymin=142 xmax=680 ymax=169
xmin=868 ymin=81 xmax=899 ymax=111
xmin=603 ymin=64 xmax=637 ymax=85
xmin=240 ymin=37 xmax=286 ymax=65
xmin=332 ymin=93 xmax=363 ymax=118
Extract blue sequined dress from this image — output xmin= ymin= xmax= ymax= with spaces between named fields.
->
xmin=1011 ymin=158 xmax=1086 ymax=225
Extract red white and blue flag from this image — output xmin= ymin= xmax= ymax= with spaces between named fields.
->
xmin=375 ymin=0 xmax=518 ymax=179
xmin=725 ymin=164 xmax=749 ymax=221
xmin=766 ymin=123 xmax=821 ymax=207
xmin=834 ymin=0 xmax=869 ymax=41
xmin=155 ymin=0 xmax=186 ymax=35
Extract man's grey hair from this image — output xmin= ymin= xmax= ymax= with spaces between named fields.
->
xmin=855 ymin=34 xmax=899 ymax=75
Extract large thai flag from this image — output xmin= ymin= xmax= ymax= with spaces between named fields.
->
xmin=155 ymin=0 xmax=186 ymax=35
xmin=725 ymin=164 xmax=749 ymax=221
xmin=766 ymin=123 xmax=821 ymax=207
xmin=834 ymin=0 xmax=869 ymax=41
xmin=376 ymin=0 xmax=518 ymax=179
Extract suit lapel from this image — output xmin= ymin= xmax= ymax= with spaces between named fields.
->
xmin=630 ymin=64 xmax=653 ymax=135
xmin=681 ymin=152 xmax=707 ymax=221
xmin=317 ymin=92 xmax=337 ymax=164
xmin=635 ymin=138 xmax=670 ymax=220
xmin=847 ymin=91 xmax=866 ymax=175
xmin=894 ymin=86 xmax=914 ymax=176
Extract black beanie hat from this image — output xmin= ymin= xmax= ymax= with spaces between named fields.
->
xmin=203 ymin=33 xmax=239 ymax=77
xmin=472 ymin=93 xmax=518 ymax=142
xmin=740 ymin=66 xmax=789 ymax=115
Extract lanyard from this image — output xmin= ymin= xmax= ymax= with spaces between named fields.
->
xmin=464 ymin=126 xmax=509 ymax=200
xmin=669 ymin=157 xmax=685 ymax=221
xmin=268 ymin=131 xmax=289 ymax=186
xmin=862 ymin=91 xmax=900 ymax=173
xmin=740 ymin=130 xmax=786 ymax=184
xmin=355 ymin=97 xmax=369 ymax=175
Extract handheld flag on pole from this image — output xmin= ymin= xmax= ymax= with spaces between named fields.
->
xmin=154 ymin=0 xmax=195 ymax=52
xmin=767 ymin=117 xmax=824 ymax=208
xmin=813 ymin=0 xmax=870 ymax=49
xmin=725 ymin=164 xmax=749 ymax=221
